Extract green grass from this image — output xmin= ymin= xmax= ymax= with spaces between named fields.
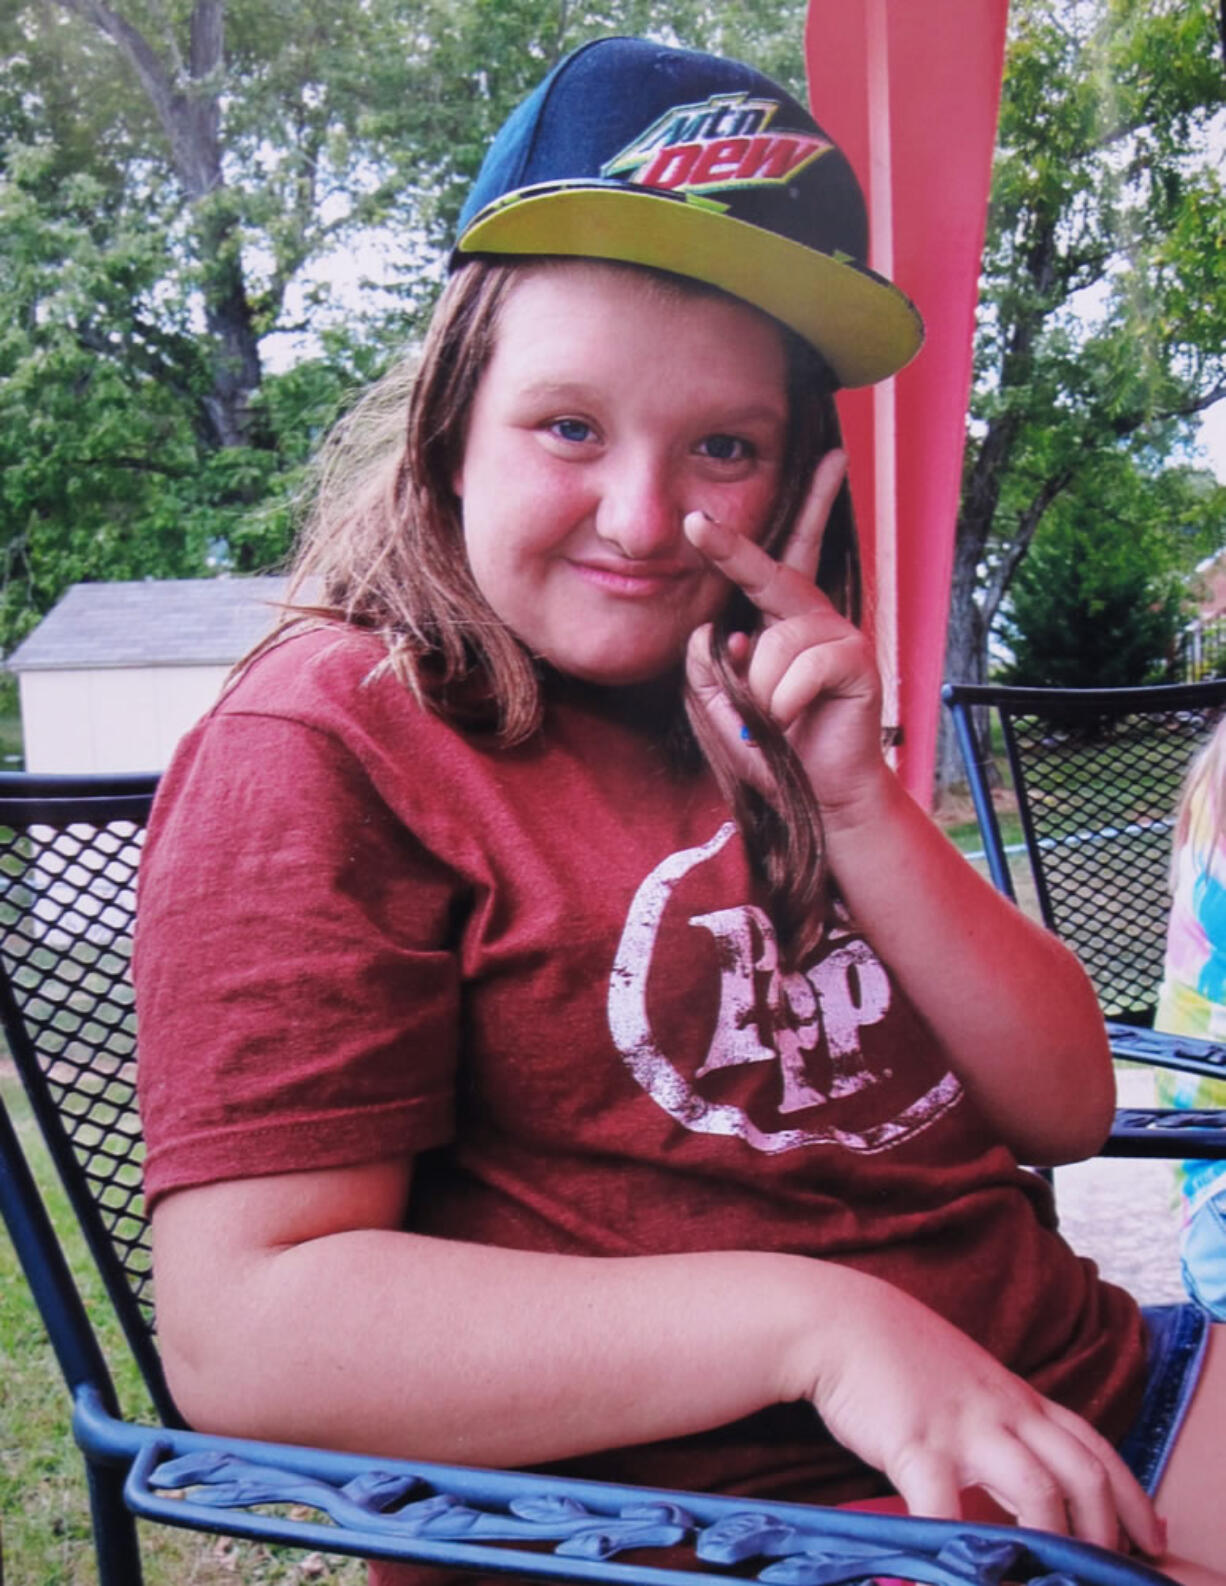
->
xmin=939 ymin=783 xmax=1039 ymax=919
xmin=944 ymin=808 xmax=1025 ymax=855
xmin=937 ymin=710 xmax=1024 ymax=857
xmin=0 ymin=676 xmax=23 ymax=768
xmin=0 ymin=1072 xmax=366 ymax=1585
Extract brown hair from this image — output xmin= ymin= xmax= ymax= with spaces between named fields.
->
xmin=269 ymin=257 xmax=860 ymax=965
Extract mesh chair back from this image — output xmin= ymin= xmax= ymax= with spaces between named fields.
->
xmin=943 ymin=681 xmax=1226 ymax=1023
xmin=0 ymin=772 xmax=176 ymax=1423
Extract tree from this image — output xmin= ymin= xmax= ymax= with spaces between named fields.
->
xmin=0 ymin=129 xmax=375 ymax=643
xmin=4 ymin=0 xmax=460 ymax=449
xmin=0 ymin=0 xmax=406 ymax=645
xmin=995 ymin=455 xmax=1221 ymax=689
xmin=939 ymin=0 xmax=1226 ymax=792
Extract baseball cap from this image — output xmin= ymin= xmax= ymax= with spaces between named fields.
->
xmin=453 ymin=36 xmax=923 ymax=388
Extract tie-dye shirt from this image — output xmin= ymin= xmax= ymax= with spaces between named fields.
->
xmin=1154 ymin=784 xmax=1226 ymax=1212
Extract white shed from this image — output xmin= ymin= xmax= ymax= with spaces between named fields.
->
xmin=6 ymin=576 xmax=290 ymax=774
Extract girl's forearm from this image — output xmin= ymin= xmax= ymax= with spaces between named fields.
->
xmin=152 ymin=1171 xmax=1163 ymax=1558
xmin=822 ymin=768 xmax=1113 ymax=1165
xmin=161 ymin=1220 xmax=836 ymax=1465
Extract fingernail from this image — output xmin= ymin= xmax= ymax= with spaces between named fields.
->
xmin=684 ymin=509 xmax=722 ymax=539
xmin=686 ymin=513 xmax=735 ymax=554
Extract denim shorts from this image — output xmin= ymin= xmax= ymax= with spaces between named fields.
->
xmin=1115 ymin=1303 xmax=1211 ymax=1493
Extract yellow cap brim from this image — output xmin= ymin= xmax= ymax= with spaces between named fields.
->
xmin=458 ymin=187 xmax=923 ymax=388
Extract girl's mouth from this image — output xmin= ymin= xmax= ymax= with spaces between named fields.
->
xmin=568 ymin=559 xmax=694 ymax=597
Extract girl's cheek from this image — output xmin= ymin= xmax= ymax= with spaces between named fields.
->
xmin=721 ymin=477 xmax=780 ymax=546
xmin=694 ymin=567 xmax=742 ymax=628
xmin=517 ymin=444 xmax=596 ymax=504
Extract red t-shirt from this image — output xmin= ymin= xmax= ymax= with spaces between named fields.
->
xmin=134 ymin=626 xmax=1146 ymax=1539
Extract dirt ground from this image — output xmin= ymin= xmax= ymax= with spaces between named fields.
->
xmin=932 ymin=796 xmax=1191 ymax=1304
xmin=1054 ymin=1065 xmax=1187 ymax=1305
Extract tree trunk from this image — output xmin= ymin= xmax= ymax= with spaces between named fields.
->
xmin=47 ymin=0 xmax=262 ymax=449
xmin=935 ymin=508 xmax=992 ymax=799
xmin=933 ymin=201 xmax=1058 ymax=801
xmin=195 ymin=196 xmax=264 ymax=450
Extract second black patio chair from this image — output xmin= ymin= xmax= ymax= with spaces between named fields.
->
xmin=943 ymin=677 xmax=1226 ymax=1158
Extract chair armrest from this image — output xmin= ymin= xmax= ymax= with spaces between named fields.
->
xmin=1106 ymin=1022 xmax=1226 ymax=1081
xmin=1103 ymin=1109 xmax=1226 ymax=1159
xmin=1100 ymin=1023 xmax=1226 ymax=1158
xmin=73 ymin=1385 xmax=1175 ymax=1585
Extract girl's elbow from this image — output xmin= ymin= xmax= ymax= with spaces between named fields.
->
xmin=156 ymin=1294 xmax=273 ymax=1437
xmin=1028 ymin=1034 xmax=1116 ymax=1166
xmin=1082 ymin=1065 xmax=1119 ymax=1157
xmin=1039 ymin=1096 xmax=1114 ymax=1167
xmin=159 ymin=1333 xmax=241 ymax=1435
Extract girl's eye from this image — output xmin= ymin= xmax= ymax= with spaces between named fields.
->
xmin=698 ymin=434 xmax=754 ymax=463
xmin=550 ymin=417 xmax=595 ymax=444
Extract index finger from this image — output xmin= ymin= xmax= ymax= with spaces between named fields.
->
xmin=779 ymin=448 xmax=848 ymax=580
xmin=683 ymin=511 xmax=830 ymax=622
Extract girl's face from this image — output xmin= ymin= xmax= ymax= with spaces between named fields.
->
xmin=453 ymin=262 xmax=789 ymax=687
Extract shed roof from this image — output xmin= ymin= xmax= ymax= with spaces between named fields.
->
xmin=7 ymin=577 xmax=291 ymax=672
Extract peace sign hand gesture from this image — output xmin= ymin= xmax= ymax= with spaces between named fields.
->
xmin=684 ymin=449 xmax=887 ymax=826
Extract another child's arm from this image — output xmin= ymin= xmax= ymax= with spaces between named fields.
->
xmin=152 ymin=1155 xmax=1159 ymax=1556
xmin=684 ymin=452 xmax=1114 ymax=1168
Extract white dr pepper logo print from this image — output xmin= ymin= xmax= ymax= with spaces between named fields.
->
xmin=608 ymin=823 xmax=962 ymax=1153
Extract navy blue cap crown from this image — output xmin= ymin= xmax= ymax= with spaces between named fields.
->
xmin=454 ymin=37 xmax=923 ymax=388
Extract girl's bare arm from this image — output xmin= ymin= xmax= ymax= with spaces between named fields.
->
xmin=684 ymin=455 xmax=1113 ymax=1167
xmin=153 ymin=1155 xmax=810 ymax=1464
xmin=152 ymin=1155 xmax=1160 ymax=1558
xmin=818 ymin=768 xmax=1113 ymax=1165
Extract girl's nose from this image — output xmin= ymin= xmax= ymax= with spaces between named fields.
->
xmin=594 ymin=456 xmax=683 ymax=559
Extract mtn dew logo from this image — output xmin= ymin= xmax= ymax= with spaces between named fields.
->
xmin=603 ymin=93 xmax=832 ymax=195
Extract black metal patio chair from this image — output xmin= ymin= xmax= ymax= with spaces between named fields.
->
xmin=943 ymin=678 xmax=1226 ymax=1159
xmin=0 ymin=770 xmax=1190 ymax=1586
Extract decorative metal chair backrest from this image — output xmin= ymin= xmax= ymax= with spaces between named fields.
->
xmin=943 ymin=680 xmax=1226 ymax=1023
xmin=0 ymin=771 xmax=177 ymax=1423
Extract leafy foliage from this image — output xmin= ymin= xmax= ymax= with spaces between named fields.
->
xmin=995 ymin=458 xmax=1218 ymax=688
xmin=0 ymin=136 xmax=369 ymax=641
xmin=1000 ymin=540 xmax=1180 ymax=689
xmin=940 ymin=0 xmax=1226 ymax=786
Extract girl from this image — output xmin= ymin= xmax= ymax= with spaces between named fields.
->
xmin=1155 ymin=716 xmax=1226 ymax=1320
xmin=134 ymin=37 xmax=1226 ymax=1584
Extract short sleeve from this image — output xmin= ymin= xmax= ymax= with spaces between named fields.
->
xmin=135 ymin=708 xmax=461 ymax=1207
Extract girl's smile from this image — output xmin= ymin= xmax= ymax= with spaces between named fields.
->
xmin=454 ymin=262 xmax=789 ymax=686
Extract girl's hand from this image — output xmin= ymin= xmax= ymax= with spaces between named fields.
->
xmin=683 ymin=449 xmax=886 ymax=823
xmin=789 ymin=1273 xmax=1165 ymax=1559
